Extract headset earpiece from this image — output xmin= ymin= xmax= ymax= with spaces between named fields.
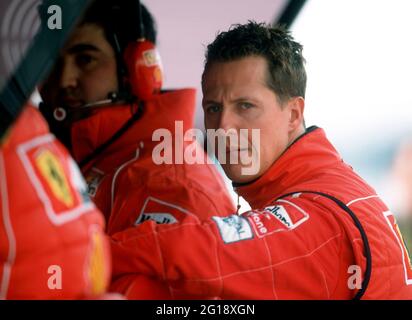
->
xmin=123 ymin=38 xmax=163 ymax=101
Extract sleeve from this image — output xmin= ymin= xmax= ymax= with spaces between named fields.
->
xmin=1 ymin=106 xmax=112 ymax=299
xmin=109 ymin=175 xmax=236 ymax=299
xmin=110 ymin=194 xmax=349 ymax=299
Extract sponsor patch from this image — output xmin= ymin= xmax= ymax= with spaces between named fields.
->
xmin=85 ymin=167 xmax=105 ymax=197
xmin=18 ymin=135 xmax=94 ymax=225
xmin=213 ymin=215 xmax=253 ymax=244
xmin=265 ymin=205 xmax=296 ymax=228
xmin=35 ymin=149 xmax=73 ymax=207
xmin=135 ymin=197 xmax=189 ymax=225
xmin=143 ymin=49 xmax=161 ymax=67
xmin=86 ymin=227 xmax=109 ymax=296
xmin=136 ymin=212 xmax=178 ymax=225
xmin=247 ymin=202 xmax=309 ymax=238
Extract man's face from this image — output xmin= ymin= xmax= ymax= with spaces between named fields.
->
xmin=40 ymin=23 xmax=118 ymax=111
xmin=202 ymin=56 xmax=299 ymax=183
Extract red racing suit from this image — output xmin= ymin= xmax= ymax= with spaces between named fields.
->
xmin=110 ymin=126 xmax=412 ymax=299
xmin=69 ymin=89 xmax=236 ymax=299
xmin=0 ymin=105 xmax=111 ymax=299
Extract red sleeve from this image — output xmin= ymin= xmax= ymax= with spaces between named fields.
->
xmin=111 ymin=194 xmax=353 ymax=299
xmin=1 ymin=106 xmax=112 ymax=299
xmin=109 ymin=177 xmax=236 ymax=299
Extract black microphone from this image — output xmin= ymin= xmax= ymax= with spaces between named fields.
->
xmin=48 ymin=91 xmax=132 ymax=122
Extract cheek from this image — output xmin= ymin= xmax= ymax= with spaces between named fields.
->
xmin=204 ymin=114 xmax=219 ymax=130
xmin=258 ymin=125 xmax=289 ymax=167
xmin=82 ymin=65 xmax=118 ymax=100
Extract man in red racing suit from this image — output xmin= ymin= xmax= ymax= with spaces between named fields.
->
xmin=110 ymin=126 xmax=412 ymax=299
xmin=0 ymin=105 xmax=111 ymax=299
xmin=109 ymin=22 xmax=412 ymax=299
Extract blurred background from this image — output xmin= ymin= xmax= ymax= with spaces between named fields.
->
xmin=143 ymin=0 xmax=412 ymax=245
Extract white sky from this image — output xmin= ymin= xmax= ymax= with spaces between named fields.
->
xmin=291 ymin=0 xmax=412 ymax=212
xmin=293 ymin=0 xmax=412 ymax=147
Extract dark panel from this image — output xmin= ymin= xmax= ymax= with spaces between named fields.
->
xmin=274 ymin=0 xmax=307 ymax=28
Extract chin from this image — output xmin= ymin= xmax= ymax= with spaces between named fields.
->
xmin=222 ymin=163 xmax=260 ymax=184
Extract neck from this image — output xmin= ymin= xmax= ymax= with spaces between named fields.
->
xmin=288 ymin=125 xmax=306 ymax=146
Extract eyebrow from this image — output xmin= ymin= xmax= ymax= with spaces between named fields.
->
xmin=66 ymin=43 xmax=101 ymax=54
xmin=233 ymin=97 xmax=258 ymax=103
xmin=202 ymin=97 xmax=259 ymax=105
xmin=202 ymin=100 xmax=219 ymax=105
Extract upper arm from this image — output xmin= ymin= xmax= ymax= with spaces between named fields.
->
xmin=108 ymin=169 xmax=235 ymax=234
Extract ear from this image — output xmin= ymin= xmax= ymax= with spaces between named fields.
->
xmin=287 ymin=96 xmax=305 ymax=133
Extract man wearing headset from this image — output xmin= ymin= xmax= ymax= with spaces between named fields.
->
xmin=109 ymin=22 xmax=412 ymax=299
xmin=39 ymin=1 xmax=235 ymax=299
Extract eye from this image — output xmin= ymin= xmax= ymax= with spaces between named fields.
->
xmin=206 ymin=104 xmax=222 ymax=114
xmin=76 ymin=54 xmax=96 ymax=68
xmin=239 ymin=102 xmax=254 ymax=110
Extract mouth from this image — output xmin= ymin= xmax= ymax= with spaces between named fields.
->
xmin=59 ymin=97 xmax=84 ymax=109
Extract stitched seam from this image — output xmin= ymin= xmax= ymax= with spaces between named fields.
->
xmin=151 ymin=222 xmax=172 ymax=297
xmin=110 ymin=148 xmax=140 ymax=212
xmin=263 ymin=236 xmax=278 ymax=299
xmin=346 ymin=195 xmax=379 ymax=207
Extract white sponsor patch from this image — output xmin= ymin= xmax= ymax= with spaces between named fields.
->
xmin=135 ymin=197 xmax=193 ymax=225
xmin=213 ymin=215 xmax=253 ymax=244
xmin=143 ymin=49 xmax=161 ymax=66
xmin=85 ymin=167 xmax=105 ymax=197
xmin=135 ymin=212 xmax=178 ymax=225
xmin=247 ymin=202 xmax=309 ymax=238
xmin=264 ymin=205 xmax=294 ymax=228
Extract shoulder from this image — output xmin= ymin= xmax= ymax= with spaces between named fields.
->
xmin=112 ymin=159 xmax=235 ymax=219
xmin=244 ymin=192 xmax=345 ymax=238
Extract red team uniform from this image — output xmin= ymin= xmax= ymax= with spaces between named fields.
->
xmin=0 ymin=106 xmax=111 ymax=299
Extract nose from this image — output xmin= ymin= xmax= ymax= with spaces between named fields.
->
xmin=218 ymin=107 xmax=236 ymax=131
xmin=215 ymin=107 xmax=240 ymax=151
xmin=59 ymin=59 xmax=79 ymax=89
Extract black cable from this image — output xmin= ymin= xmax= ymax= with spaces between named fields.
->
xmin=79 ymin=100 xmax=144 ymax=169
xmin=136 ymin=0 xmax=144 ymax=39
xmin=278 ymin=190 xmax=372 ymax=300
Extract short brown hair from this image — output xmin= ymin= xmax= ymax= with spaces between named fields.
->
xmin=203 ymin=21 xmax=306 ymax=102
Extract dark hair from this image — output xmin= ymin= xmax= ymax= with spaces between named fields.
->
xmin=203 ymin=21 xmax=306 ymax=102
xmin=81 ymin=0 xmax=157 ymax=52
